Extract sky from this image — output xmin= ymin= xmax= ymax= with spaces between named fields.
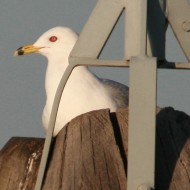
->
xmin=0 ymin=0 xmax=189 ymax=148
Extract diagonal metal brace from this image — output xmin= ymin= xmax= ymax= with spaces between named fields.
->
xmin=167 ymin=0 xmax=190 ymax=61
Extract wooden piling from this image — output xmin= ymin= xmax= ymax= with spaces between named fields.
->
xmin=0 ymin=108 xmax=190 ymax=190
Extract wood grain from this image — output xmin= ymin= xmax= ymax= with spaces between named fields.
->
xmin=0 ymin=108 xmax=190 ymax=190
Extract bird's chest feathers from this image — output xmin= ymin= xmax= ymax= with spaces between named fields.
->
xmin=45 ymin=65 xmax=107 ymax=112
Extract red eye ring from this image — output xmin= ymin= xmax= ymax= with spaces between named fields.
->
xmin=49 ymin=36 xmax=58 ymax=42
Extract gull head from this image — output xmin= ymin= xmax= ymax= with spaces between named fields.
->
xmin=14 ymin=26 xmax=78 ymax=60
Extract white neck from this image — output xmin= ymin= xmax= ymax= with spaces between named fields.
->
xmin=44 ymin=56 xmax=90 ymax=109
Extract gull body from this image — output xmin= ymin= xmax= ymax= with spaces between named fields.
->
xmin=15 ymin=26 xmax=129 ymax=136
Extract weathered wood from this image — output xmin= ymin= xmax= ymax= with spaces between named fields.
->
xmin=0 ymin=107 xmax=190 ymax=190
xmin=43 ymin=109 xmax=127 ymax=190
xmin=155 ymin=108 xmax=190 ymax=190
xmin=0 ymin=137 xmax=44 ymax=190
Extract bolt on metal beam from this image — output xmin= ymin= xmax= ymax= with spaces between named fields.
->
xmin=167 ymin=0 xmax=190 ymax=61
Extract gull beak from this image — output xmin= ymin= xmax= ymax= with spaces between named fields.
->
xmin=14 ymin=44 xmax=43 ymax=56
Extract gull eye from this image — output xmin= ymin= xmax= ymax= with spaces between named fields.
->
xmin=49 ymin=36 xmax=58 ymax=42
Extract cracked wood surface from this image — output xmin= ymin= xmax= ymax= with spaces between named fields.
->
xmin=0 ymin=108 xmax=190 ymax=190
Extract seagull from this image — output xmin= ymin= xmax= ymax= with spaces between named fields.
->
xmin=14 ymin=26 xmax=129 ymax=136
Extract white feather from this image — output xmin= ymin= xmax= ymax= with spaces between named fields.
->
xmin=33 ymin=27 xmax=126 ymax=136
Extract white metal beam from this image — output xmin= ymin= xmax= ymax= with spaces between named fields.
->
xmin=167 ymin=0 xmax=190 ymax=61
xmin=125 ymin=0 xmax=147 ymax=59
xmin=70 ymin=0 xmax=125 ymax=58
xmin=126 ymin=1 xmax=157 ymax=190
xmin=128 ymin=57 xmax=157 ymax=190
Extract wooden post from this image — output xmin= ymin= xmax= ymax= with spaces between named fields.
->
xmin=0 ymin=137 xmax=44 ymax=190
xmin=1 ymin=108 xmax=190 ymax=190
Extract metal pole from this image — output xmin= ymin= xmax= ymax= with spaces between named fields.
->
xmin=125 ymin=0 xmax=157 ymax=190
xmin=128 ymin=57 xmax=157 ymax=190
xmin=147 ymin=0 xmax=166 ymax=58
xmin=34 ymin=63 xmax=77 ymax=190
xmin=125 ymin=0 xmax=147 ymax=58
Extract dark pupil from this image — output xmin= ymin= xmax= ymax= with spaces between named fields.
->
xmin=50 ymin=36 xmax=57 ymax=42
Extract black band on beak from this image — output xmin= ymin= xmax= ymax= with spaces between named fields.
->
xmin=17 ymin=47 xmax=24 ymax=55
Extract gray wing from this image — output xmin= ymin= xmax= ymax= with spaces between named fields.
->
xmin=100 ymin=78 xmax=129 ymax=108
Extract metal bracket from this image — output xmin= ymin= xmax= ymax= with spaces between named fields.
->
xmin=167 ymin=0 xmax=190 ymax=61
xmin=70 ymin=0 xmax=125 ymax=58
xmin=138 ymin=184 xmax=155 ymax=190
xmin=34 ymin=0 xmax=190 ymax=190
xmin=128 ymin=57 xmax=157 ymax=190
xmin=126 ymin=2 xmax=157 ymax=190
